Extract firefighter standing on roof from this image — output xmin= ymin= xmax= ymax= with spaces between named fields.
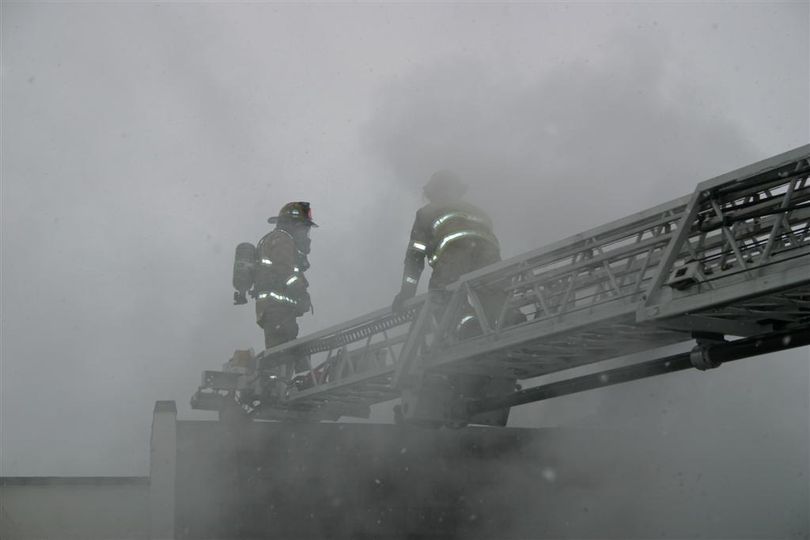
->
xmin=392 ymin=170 xmax=501 ymax=315
xmin=390 ymin=171 xmax=517 ymax=427
xmin=255 ymin=202 xmax=316 ymax=350
xmin=233 ymin=202 xmax=316 ymax=363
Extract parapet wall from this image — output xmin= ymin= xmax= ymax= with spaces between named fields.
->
xmin=173 ymin=418 xmax=808 ymax=539
xmin=2 ymin=401 xmax=806 ymax=539
xmin=175 ymin=421 xmax=563 ymax=539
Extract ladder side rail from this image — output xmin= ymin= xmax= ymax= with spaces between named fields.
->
xmin=695 ymin=144 xmax=810 ymax=194
xmin=454 ymin=196 xmax=690 ymax=286
xmin=696 ymin=181 xmax=810 ymax=230
xmin=675 ymin=200 xmax=810 ymax=289
xmin=270 ymin=323 xmax=411 ymax=406
xmin=498 ymin=232 xmax=674 ymax=297
xmin=699 ymin=176 xmax=809 ymax=275
xmin=190 ymin=301 xmax=426 ymax=415
xmin=476 ymin=206 xmax=683 ymax=297
xmin=255 ymin=297 xmax=426 ymax=371
xmin=288 ymin=365 xmax=399 ymax=405
xmin=648 ymin=263 xmax=810 ymax=325
xmin=467 ymin=206 xmax=686 ymax=293
xmin=306 ymin=334 xmax=408 ymax=388
xmin=286 ymin=297 xmax=441 ymax=411
xmin=429 ymin=309 xmax=688 ymax=379
xmin=683 ymin=203 xmax=810 ymax=280
xmin=640 ymin=149 xmax=810 ymax=324
xmin=641 ymin=146 xmax=810 ymax=319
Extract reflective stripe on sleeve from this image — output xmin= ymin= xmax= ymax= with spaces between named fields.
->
xmin=260 ymin=258 xmax=273 ymax=265
xmin=410 ymin=241 xmax=427 ymax=252
xmin=431 ymin=211 xmax=489 ymax=232
xmin=404 ymin=276 xmax=418 ymax=285
xmin=429 ymin=231 xmax=469 ymax=263
xmin=429 ymin=230 xmax=498 ymax=264
xmin=257 ymin=291 xmax=298 ymax=305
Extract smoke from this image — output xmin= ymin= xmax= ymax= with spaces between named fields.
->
xmin=361 ymin=31 xmax=809 ymax=536
xmin=363 ymin=33 xmax=758 ymax=257
xmin=1 ymin=7 xmax=806 ymax=537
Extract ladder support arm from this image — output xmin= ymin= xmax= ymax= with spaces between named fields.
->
xmin=466 ymin=325 xmax=810 ymax=416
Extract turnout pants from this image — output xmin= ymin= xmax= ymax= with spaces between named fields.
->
xmin=256 ymin=304 xmax=308 ymax=379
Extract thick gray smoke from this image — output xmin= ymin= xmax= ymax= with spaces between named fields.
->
xmin=362 ymin=31 xmax=809 ymax=536
xmin=364 ymin=35 xmax=759 ymax=255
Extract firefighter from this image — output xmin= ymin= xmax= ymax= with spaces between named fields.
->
xmin=233 ymin=201 xmax=316 ymax=380
xmin=391 ymin=172 xmax=519 ymax=427
xmin=391 ymin=170 xmax=501 ymax=324
xmin=254 ymin=201 xmax=316 ymax=350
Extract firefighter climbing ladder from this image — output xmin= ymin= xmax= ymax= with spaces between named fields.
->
xmin=192 ymin=145 xmax=810 ymax=425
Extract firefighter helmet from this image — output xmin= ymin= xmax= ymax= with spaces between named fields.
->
xmin=268 ymin=201 xmax=318 ymax=227
xmin=423 ymin=170 xmax=467 ymax=201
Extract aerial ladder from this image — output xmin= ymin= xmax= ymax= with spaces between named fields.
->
xmin=192 ymin=145 xmax=810 ymax=426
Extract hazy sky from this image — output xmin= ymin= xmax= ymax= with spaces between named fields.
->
xmin=1 ymin=2 xmax=808 ymax=476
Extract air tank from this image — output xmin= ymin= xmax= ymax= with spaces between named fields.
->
xmin=232 ymin=242 xmax=257 ymax=294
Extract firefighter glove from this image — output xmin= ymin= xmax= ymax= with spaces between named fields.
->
xmin=295 ymin=290 xmax=312 ymax=317
xmin=392 ymin=288 xmax=416 ymax=314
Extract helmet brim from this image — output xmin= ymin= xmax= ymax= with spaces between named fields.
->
xmin=267 ymin=216 xmax=319 ymax=227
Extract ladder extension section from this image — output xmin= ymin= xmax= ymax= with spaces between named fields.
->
xmin=192 ymin=145 xmax=810 ymax=422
